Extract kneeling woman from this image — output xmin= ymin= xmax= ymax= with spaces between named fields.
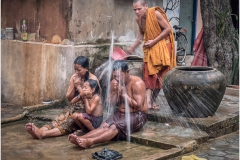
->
xmin=25 ymin=56 xmax=102 ymax=139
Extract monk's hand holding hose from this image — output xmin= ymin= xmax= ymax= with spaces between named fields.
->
xmin=125 ymin=47 xmax=134 ymax=55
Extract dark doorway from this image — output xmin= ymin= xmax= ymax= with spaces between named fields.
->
xmin=230 ymin=0 xmax=239 ymax=31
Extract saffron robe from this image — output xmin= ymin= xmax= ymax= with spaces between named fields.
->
xmin=143 ymin=6 xmax=176 ymax=75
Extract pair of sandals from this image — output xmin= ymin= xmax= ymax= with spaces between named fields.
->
xmin=92 ymin=147 xmax=122 ymax=160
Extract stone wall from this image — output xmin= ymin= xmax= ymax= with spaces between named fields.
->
xmin=1 ymin=0 xmax=163 ymax=43
xmin=1 ymin=0 xmax=164 ymax=106
xmin=1 ymin=40 xmax=112 ymax=106
xmin=1 ymin=0 xmax=71 ymax=41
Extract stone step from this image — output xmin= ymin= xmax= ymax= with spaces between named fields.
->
xmin=147 ymin=94 xmax=239 ymax=138
xmin=131 ymin=121 xmax=209 ymax=154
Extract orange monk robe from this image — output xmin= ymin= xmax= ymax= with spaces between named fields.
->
xmin=143 ymin=7 xmax=176 ymax=75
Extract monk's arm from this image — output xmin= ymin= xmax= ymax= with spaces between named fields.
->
xmin=154 ymin=10 xmax=171 ymax=43
xmin=144 ymin=10 xmax=172 ymax=48
xmin=130 ymin=33 xmax=143 ymax=50
xmin=126 ymin=18 xmax=144 ymax=53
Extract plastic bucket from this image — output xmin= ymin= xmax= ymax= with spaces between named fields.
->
xmin=111 ymin=46 xmax=127 ymax=60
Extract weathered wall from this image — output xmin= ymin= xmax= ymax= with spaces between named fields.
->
xmin=69 ymin=0 xmax=135 ymax=44
xmin=1 ymin=0 xmax=71 ymax=41
xmin=1 ymin=0 xmax=163 ymax=43
xmin=1 ymin=40 xmax=111 ymax=106
xmin=69 ymin=0 xmax=163 ymax=44
xmin=1 ymin=0 xmax=164 ymax=106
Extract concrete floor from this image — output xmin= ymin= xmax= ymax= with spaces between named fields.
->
xmin=1 ymin=88 xmax=239 ymax=160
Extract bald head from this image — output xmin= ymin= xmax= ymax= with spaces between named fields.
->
xmin=133 ymin=0 xmax=146 ymax=5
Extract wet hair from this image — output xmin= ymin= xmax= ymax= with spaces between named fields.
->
xmin=133 ymin=0 xmax=146 ymax=5
xmin=74 ymin=56 xmax=89 ymax=81
xmin=86 ymin=79 xmax=99 ymax=95
xmin=112 ymin=60 xmax=128 ymax=73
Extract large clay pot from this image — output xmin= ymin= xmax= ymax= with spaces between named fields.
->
xmin=162 ymin=66 xmax=227 ymax=118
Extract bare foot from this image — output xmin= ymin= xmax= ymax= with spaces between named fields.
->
xmin=73 ymin=130 xmax=85 ymax=136
xmin=25 ymin=123 xmax=43 ymax=139
xmin=68 ymin=134 xmax=92 ymax=148
xmin=149 ymin=102 xmax=160 ymax=110
xmin=148 ymin=105 xmax=161 ymax=110
xmin=153 ymin=104 xmax=161 ymax=110
xmin=25 ymin=123 xmax=37 ymax=139
xmin=68 ymin=134 xmax=79 ymax=146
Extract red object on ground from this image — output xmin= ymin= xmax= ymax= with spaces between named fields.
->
xmin=191 ymin=28 xmax=208 ymax=66
xmin=111 ymin=46 xmax=127 ymax=60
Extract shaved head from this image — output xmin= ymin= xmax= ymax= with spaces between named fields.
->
xmin=133 ymin=0 xmax=146 ymax=5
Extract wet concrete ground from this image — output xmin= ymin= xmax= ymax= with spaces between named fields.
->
xmin=1 ymin=89 xmax=239 ymax=159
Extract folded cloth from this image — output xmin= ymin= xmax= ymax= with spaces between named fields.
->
xmin=92 ymin=147 xmax=122 ymax=160
xmin=191 ymin=28 xmax=207 ymax=66
xmin=182 ymin=154 xmax=207 ymax=160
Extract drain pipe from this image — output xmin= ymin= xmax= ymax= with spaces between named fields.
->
xmin=191 ymin=0 xmax=198 ymax=54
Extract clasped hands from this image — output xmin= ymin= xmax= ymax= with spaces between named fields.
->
xmin=111 ymin=79 xmax=127 ymax=99
xmin=73 ymin=74 xmax=92 ymax=100
xmin=72 ymin=74 xmax=82 ymax=87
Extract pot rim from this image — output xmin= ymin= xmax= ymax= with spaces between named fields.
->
xmin=175 ymin=66 xmax=214 ymax=71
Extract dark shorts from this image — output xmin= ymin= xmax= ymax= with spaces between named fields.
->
xmin=105 ymin=110 xmax=147 ymax=140
xmin=82 ymin=113 xmax=103 ymax=129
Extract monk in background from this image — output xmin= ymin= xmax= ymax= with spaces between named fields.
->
xmin=126 ymin=0 xmax=176 ymax=110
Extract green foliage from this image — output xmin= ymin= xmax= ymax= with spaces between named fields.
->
xmin=212 ymin=8 xmax=238 ymax=37
xmin=211 ymin=7 xmax=239 ymax=84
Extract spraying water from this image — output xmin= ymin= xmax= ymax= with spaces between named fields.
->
xmin=95 ymin=31 xmax=114 ymax=118
xmin=122 ymin=87 xmax=131 ymax=142
xmin=95 ymin=31 xmax=131 ymax=141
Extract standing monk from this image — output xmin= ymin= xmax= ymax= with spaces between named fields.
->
xmin=126 ymin=0 xmax=176 ymax=110
xmin=68 ymin=60 xmax=148 ymax=148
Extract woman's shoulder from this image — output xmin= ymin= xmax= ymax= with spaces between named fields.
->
xmin=89 ymin=72 xmax=99 ymax=81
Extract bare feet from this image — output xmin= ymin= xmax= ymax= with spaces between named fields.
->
xmin=25 ymin=123 xmax=43 ymax=139
xmin=68 ymin=133 xmax=77 ymax=145
xmin=152 ymin=104 xmax=161 ymax=110
xmin=68 ymin=134 xmax=93 ymax=148
xmin=73 ymin=130 xmax=85 ymax=136
xmin=148 ymin=103 xmax=161 ymax=110
xmin=68 ymin=134 xmax=79 ymax=146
